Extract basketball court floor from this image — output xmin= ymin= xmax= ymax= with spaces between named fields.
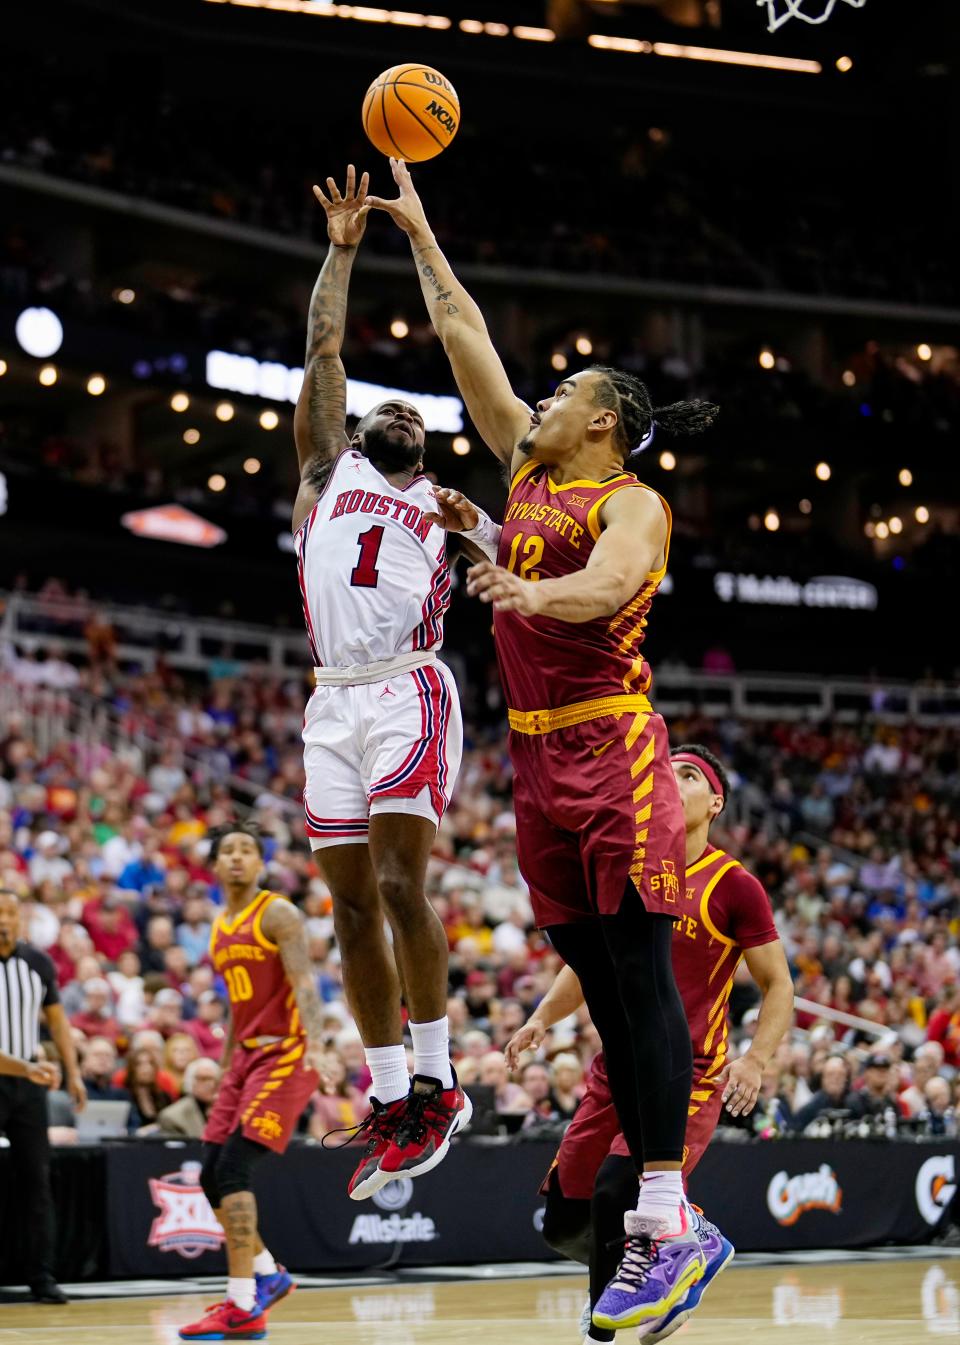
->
xmin=2 ymin=1252 xmax=958 ymax=1344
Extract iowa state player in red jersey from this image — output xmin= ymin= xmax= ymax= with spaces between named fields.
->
xmin=179 ymin=824 xmax=327 ymax=1342
xmin=370 ymin=160 xmax=719 ymax=1330
xmin=506 ymin=746 xmax=794 ymax=1343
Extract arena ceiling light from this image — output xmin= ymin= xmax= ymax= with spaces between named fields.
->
xmin=205 ymin=349 xmax=464 ymax=433
xmin=588 ymin=32 xmax=821 ymax=74
xmin=15 ymin=307 xmax=63 ymax=359
xmin=204 ymin=0 xmax=809 ymax=71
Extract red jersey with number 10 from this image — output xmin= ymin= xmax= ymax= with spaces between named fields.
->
xmin=494 ymin=461 xmax=671 ymax=712
xmin=209 ymin=890 xmax=301 ymax=1043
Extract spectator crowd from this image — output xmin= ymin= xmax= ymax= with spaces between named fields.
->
xmin=1 ymin=646 xmax=959 ymax=1148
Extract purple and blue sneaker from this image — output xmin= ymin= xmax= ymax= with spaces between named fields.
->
xmin=592 ymin=1205 xmax=706 ymax=1333
xmin=645 ymin=1208 xmax=735 ymax=1342
xmin=255 ymin=1266 xmax=295 ymax=1313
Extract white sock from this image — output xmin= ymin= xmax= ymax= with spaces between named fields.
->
xmin=227 ymin=1277 xmax=256 ymax=1313
xmin=636 ymin=1170 xmax=688 ymax=1232
xmin=409 ymin=1017 xmax=453 ymax=1089
xmin=252 ymin=1249 xmax=277 ymax=1276
xmin=365 ymin=1044 xmax=410 ymax=1104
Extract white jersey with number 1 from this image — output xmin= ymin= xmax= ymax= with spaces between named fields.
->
xmin=295 ymin=449 xmax=462 ymax=850
xmin=293 ymin=449 xmax=451 ymax=667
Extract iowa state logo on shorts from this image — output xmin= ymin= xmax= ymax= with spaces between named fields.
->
xmin=766 ymin=1163 xmax=842 ymax=1226
xmin=148 ymin=1161 xmax=225 ymax=1258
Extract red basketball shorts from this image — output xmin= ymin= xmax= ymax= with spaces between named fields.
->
xmin=510 ymin=707 xmax=685 ymax=926
xmin=551 ymin=1053 xmax=723 ymax=1199
xmin=203 ymin=1041 xmax=319 ymax=1155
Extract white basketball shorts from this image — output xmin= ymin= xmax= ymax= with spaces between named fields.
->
xmin=302 ymin=661 xmax=463 ymax=850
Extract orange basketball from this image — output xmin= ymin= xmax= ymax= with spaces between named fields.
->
xmin=362 ymin=63 xmax=460 ymax=163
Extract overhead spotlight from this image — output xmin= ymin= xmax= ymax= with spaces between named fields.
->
xmin=15 ymin=306 xmax=63 ymax=358
xmin=183 ymin=428 xmax=200 ymax=445
xmin=864 ymin=522 xmax=876 ymax=538
xmin=452 ymin=436 xmax=471 ymax=456
xmin=170 ymin=392 xmax=190 ymax=412
xmin=888 ymin=516 xmax=903 ymax=535
xmin=575 ymin=335 xmax=593 ymax=356
xmin=259 ymin=409 xmax=279 ymax=430
xmin=914 ymin=506 xmax=929 ymax=524
xmin=215 ymin=402 xmax=235 ymax=422
xmin=916 ymin=343 xmax=932 ymax=362
xmin=551 ymin=352 xmax=568 ymax=372
xmin=815 ymin=461 xmax=831 ymax=482
xmin=243 ymin=457 xmax=261 ymax=475
xmin=0 ymin=359 xmax=8 ymax=377
xmin=799 ymin=498 xmax=812 ymax=515
xmin=758 ymin=349 xmax=775 ymax=370
xmin=842 ymin=369 xmax=856 ymax=387
xmin=875 ymin=521 xmax=889 ymax=540
xmin=898 ymin=468 xmax=913 ymax=487
xmin=38 ymin=365 xmax=58 ymax=386
xmin=659 ymin=450 xmax=676 ymax=471
xmin=763 ymin=510 xmax=780 ymax=532
xmin=86 ymin=374 xmax=106 ymax=396
xmin=835 ymin=55 xmax=853 ymax=73
xmin=390 ymin=318 xmax=409 ymax=340
xmin=208 ymin=474 xmax=226 ymax=492
xmin=113 ymin=288 xmax=136 ymax=305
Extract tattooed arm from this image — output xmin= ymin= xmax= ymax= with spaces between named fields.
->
xmin=367 ymin=159 xmax=530 ymax=470
xmin=292 ymin=166 xmax=370 ymax=530
xmin=262 ymin=897 xmax=328 ymax=1080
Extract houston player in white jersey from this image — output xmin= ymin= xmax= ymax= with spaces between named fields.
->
xmin=291 ymin=167 xmax=470 ymax=1200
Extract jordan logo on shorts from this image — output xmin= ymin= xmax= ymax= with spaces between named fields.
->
xmin=379 ymin=685 xmax=397 ymax=700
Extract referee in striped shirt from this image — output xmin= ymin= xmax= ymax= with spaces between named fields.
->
xmin=0 ymin=890 xmax=86 ymax=1303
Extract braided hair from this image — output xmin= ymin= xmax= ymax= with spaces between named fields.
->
xmin=589 ymin=366 xmax=719 ymax=459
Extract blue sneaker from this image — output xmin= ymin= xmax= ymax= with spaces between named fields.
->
xmin=254 ymin=1266 xmax=295 ymax=1313
xmin=645 ymin=1210 xmax=734 ymax=1342
xmin=592 ymin=1206 xmax=706 ymax=1332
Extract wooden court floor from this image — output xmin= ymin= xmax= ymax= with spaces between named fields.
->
xmin=1 ymin=1258 xmax=958 ymax=1344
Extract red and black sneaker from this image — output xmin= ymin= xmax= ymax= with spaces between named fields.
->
xmin=333 ymin=1095 xmax=409 ymax=1201
xmin=378 ymin=1071 xmax=473 ymax=1185
xmin=178 ymin=1300 xmax=267 ymax=1340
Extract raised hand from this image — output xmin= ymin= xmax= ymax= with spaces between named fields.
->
xmin=365 ymin=158 xmax=431 ymax=238
xmin=423 ymin=488 xmax=480 ymax=533
xmin=313 ymin=165 xmax=370 ymax=248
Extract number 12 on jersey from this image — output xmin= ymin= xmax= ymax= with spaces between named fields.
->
xmin=506 ymin=531 xmax=544 ymax=581
xmin=351 ymin=525 xmax=384 ymax=588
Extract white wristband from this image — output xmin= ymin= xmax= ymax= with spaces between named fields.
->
xmin=461 ymin=511 xmax=502 ymax=562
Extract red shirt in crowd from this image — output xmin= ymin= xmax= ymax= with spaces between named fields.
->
xmin=927 ymin=1006 xmax=960 ymax=1068
xmin=82 ymin=898 xmax=138 ymax=962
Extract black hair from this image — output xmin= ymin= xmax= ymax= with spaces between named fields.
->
xmin=670 ymin=742 xmax=730 ymax=801
xmin=208 ymin=822 xmax=265 ymax=862
xmin=588 ymin=366 xmax=719 ymax=458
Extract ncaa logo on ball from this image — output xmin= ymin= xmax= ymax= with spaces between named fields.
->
xmin=373 ymin=1177 xmax=415 ymax=1212
xmin=915 ymin=1154 xmax=957 ymax=1226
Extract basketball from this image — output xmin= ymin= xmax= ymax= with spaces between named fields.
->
xmin=362 ymin=63 xmax=460 ymax=163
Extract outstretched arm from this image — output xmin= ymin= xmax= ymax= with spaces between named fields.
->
xmin=262 ymin=898 xmax=328 ymax=1082
xmin=467 ymin=487 xmax=667 ymax=623
xmin=293 ymin=167 xmax=369 ymax=523
xmin=367 ymin=159 xmax=530 ymax=468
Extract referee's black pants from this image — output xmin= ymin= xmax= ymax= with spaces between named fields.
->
xmin=0 ymin=1076 xmax=55 ymax=1284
